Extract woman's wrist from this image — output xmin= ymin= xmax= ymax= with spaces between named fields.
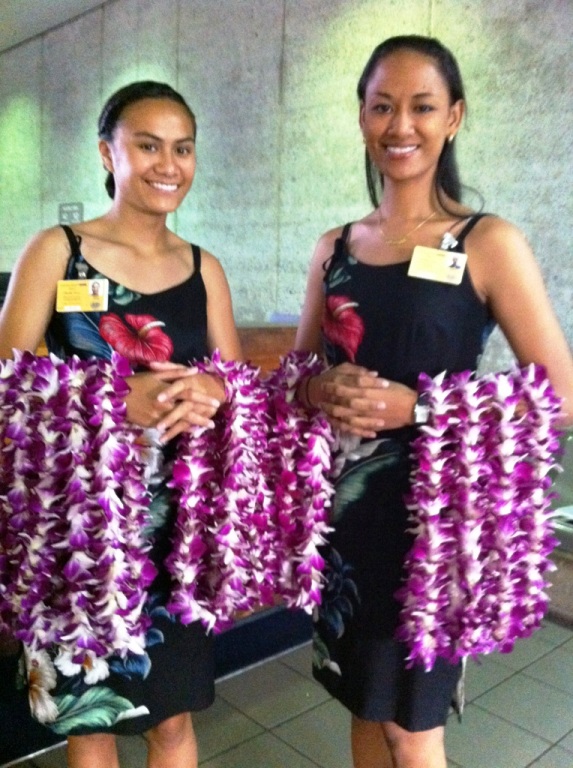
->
xmin=212 ymin=374 xmax=227 ymax=405
xmin=298 ymin=375 xmax=320 ymax=409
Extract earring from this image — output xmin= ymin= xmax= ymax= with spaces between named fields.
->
xmin=448 ymin=134 xmax=455 ymax=144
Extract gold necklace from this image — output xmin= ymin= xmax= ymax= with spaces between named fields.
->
xmin=379 ymin=210 xmax=437 ymax=246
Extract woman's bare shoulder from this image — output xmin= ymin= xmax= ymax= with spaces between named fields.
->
xmin=197 ymin=247 xmax=223 ymax=272
xmin=318 ymin=224 xmax=347 ymax=243
xmin=24 ymin=224 xmax=71 ymax=248
xmin=16 ymin=225 xmax=73 ymax=270
xmin=312 ymin=224 xmax=348 ymax=264
xmin=467 ymin=214 xmax=528 ymax=250
xmin=196 ymin=248 xmax=232 ymax=295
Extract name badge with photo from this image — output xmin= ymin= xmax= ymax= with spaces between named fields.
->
xmin=408 ymin=246 xmax=467 ymax=285
xmin=56 ymin=278 xmax=109 ymax=313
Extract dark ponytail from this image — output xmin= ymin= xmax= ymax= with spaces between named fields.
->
xmin=98 ymin=81 xmax=196 ymax=199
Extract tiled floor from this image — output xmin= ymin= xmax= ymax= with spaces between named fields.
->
xmin=8 ymin=619 xmax=573 ymax=768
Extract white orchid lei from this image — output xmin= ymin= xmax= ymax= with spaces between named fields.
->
xmin=0 ymin=350 xmax=334 ymax=662
xmin=166 ymin=351 xmax=334 ymax=632
xmin=395 ymin=364 xmax=562 ymax=671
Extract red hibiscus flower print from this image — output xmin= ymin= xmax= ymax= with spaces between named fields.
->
xmin=99 ymin=313 xmax=174 ymax=365
xmin=322 ymin=295 xmax=365 ymax=363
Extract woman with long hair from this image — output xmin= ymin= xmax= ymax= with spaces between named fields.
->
xmin=295 ymin=36 xmax=573 ymax=768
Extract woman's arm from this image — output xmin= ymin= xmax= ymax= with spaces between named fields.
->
xmin=150 ymin=250 xmax=243 ymax=441
xmin=202 ymin=250 xmax=243 ymax=361
xmin=295 ymin=230 xmax=334 ymax=355
xmin=0 ymin=227 xmax=69 ymax=357
xmin=469 ymin=217 xmax=573 ymax=426
xmin=295 ymin=229 xmax=406 ymax=437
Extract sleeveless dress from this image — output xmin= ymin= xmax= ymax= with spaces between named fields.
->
xmin=25 ymin=226 xmax=215 ymax=737
xmin=312 ymin=215 xmax=496 ymax=731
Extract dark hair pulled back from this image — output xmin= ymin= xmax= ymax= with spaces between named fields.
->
xmin=98 ymin=81 xmax=196 ymax=199
xmin=357 ymin=35 xmax=465 ymax=208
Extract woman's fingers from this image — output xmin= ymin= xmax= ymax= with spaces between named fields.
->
xmin=320 ymin=402 xmax=387 ymax=436
xmin=158 ymin=382 xmax=221 ymax=408
xmin=148 ymin=362 xmax=197 ymax=383
xmin=156 ymin=372 xmax=225 ymax=407
xmin=334 ymin=362 xmax=380 ymax=378
xmin=314 ymin=365 xmax=416 ymax=434
xmin=327 ymin=416 xmax=379 ymax=439
xmin=319 ymin=368 xmax=388 ymax=401
xmin=122 ymin=370 xmax=224 ymax=441
xmin=156 ymin=401 xmax=218 ymax=442
xmin=320 ymin=383 xmax=388 ymax=409
xmin=148 ymin=361 xmax=191 ymax=371
xmin=124 ymin=372 xmax=173 ymax=427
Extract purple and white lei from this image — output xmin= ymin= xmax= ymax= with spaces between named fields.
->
xmin=0 ymin=351 xmax=154 ymax=663
xmin=396 ymin=364 xmax=562 ymax=671
xmin=167 ymin=351 xmax=334 ymax=633
xmin=0 ymin=350 xmax=334 ymax=660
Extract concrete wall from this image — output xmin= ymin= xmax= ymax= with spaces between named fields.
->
xmin=0 ymin=0 xmax=571 ymax=370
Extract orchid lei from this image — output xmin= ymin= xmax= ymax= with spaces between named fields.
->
xmin=0 ymin=352 xmax=154 ymax=666
xmin=264 ymin=353 xmax=334 ymax=611
xmin=166 ymin=355 xmax=271 ymax=632
xmin=395 ymin=364 xmax=562 ymax=672
xmin=0 ymin=350 xmax=334 ymax=659
xmin=167 ymin=351 xmax=334 ymax=633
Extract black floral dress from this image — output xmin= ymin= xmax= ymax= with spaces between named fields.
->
xmin=22 ymin=225 xmax=214 ymax=736
xmin=313 ymin=215 xmax=495 ymax=730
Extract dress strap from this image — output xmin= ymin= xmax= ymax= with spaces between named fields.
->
xmin=60 ymin=225 xmax=89 ymax=278
xmin=191 ymin=243 xmax=201 ymax=272
xmin=339 ymin=222 xmax=352 ymax=243
xmin=323 ymin=223 xmax=352 ymax=279
xmin=455 ymin=213 xmax=491 ymax=245
xmin=60 ymin=225 xmax=82 ymax=258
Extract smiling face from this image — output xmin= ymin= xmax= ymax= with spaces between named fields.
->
xmin=359 ymin=49 xmax=464 ymax=188
xmin=98 ymin=97 xmax=196 ymax=215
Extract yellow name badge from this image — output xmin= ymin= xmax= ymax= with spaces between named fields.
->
xmin=408 ymin=246 xmax=467 ymax=285
xmin=56 ymin=278 xmax=109 ymax=313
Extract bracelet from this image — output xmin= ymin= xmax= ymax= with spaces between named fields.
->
xmin=300 ymin=376 xmax=318 ymax=409
xmin=303 ymin=376 xmax=314 ymax=408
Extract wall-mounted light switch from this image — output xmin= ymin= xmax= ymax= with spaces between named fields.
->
xmin=58 ymin=202 xmax=84 ymax=224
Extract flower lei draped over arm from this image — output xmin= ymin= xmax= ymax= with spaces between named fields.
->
xmin=0 ymin=351 xmax=154 ymax=662
xmin=395 ymin=364 xmax=562 ymax=672
xmin=166 ymin=350 xmax=334 ymax=633
xmin=0 ymin=350 xmax=334 ymax=660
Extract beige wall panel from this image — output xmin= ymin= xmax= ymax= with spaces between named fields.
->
xmin=102 ymin=0 xmax=179 ymax=95
xmin=0 ymin=39 xmax=43 ymax=267
xmin=176 ymin=0 xmax=284 ymax=321
xmin=41 ymin=8 xmax=104 ymax=226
